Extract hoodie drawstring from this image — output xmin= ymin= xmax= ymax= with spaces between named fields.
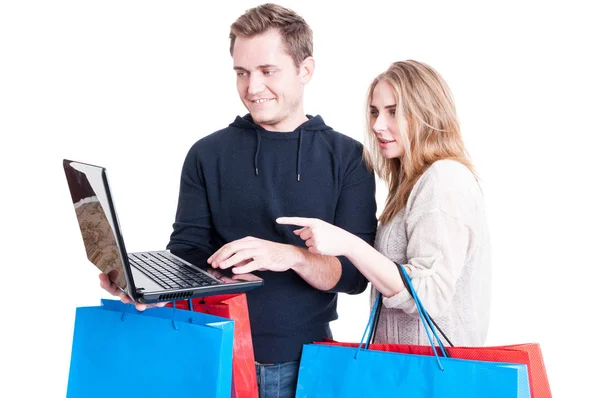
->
xmin=296 ymin=128 xmax=304 ymax=181
xmin=254 ymin=129 xmax=261 ymax=176
xmin=254 ymin=127 xmax=304 ymax=181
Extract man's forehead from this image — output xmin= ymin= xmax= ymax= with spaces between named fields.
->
xmin=232 ymin=30 xmax=293 ymax=68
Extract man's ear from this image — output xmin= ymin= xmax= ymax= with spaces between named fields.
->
xmin=299 ymin=56 xmax=315 ymax=84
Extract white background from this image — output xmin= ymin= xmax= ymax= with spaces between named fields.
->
xmin=1 ymin=1 xmax=598 ymax=397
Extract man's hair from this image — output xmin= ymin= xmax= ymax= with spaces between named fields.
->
xmin=364 ymin=60 xmax=476 ymax=224
xmin=229 ymin=3 xmax=313 ymax=68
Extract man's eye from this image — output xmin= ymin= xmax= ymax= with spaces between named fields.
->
xmin=236 ymin=72 xmax=247 ymax=77
xmin=264 ymin=70 xmax=275 ymax=76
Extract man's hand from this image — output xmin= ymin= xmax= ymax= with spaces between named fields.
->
xmin=99 ymin=270 xmax=167 ymax=311
xmin=207 ymin=236 xmax=302 ymax=274
xmin=276 ymin=217 xmax=358 ymax=257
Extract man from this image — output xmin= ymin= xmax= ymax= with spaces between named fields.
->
xmin=100 ymin=3 xmax=377 ymax=397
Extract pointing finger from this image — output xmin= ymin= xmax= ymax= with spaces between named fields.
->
xmin=276 ymin=217 xmax=317 ymax=228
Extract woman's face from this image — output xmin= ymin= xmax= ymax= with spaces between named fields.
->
xmin=370 ymin=81 xmax=408 ymax=159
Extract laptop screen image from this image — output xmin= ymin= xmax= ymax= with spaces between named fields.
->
xmin=63 ymin=159 xmax=128 ymax=290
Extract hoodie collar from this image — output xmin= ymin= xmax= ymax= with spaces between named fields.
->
xmin=231 ymin=113 xmax=330 ymax=136
xmin=231 ymin=113 xmax=330 ymax=181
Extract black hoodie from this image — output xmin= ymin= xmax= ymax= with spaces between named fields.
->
xmin=167 ymin=114 xmax=377 ymax=363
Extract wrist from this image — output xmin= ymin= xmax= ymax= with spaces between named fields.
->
xmin=345 ymin=235 xmax=367 ymax=263
xmin=289 ymin=244 xmax=308 ymax=270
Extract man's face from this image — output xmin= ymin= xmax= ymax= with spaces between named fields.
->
xmin=233 ymin=29 xmax=311 ymax=131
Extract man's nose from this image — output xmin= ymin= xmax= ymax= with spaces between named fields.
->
xmin=248 ymin=73 xmax=265 ymax=95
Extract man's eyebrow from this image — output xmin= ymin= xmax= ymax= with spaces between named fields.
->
xmin=233 ymin=65 xmax=279 ymax=71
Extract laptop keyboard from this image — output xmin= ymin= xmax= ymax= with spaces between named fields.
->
xmin=128 ymin=251 xmax=221 ymax=290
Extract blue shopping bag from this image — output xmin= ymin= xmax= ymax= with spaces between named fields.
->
xmin=296 ymin=266 xmax=531 ymax=398
xmin=67 ymin=299 xmax=234 ymax=398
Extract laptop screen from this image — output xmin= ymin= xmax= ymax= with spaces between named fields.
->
xmin=63 ymin=160 xmax=128 ymax=290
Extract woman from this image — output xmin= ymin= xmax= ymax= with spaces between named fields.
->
xmin=277 ymin=60 xmax=491 ymax=346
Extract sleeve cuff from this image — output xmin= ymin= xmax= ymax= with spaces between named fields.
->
xmin=382 ymin=287 xmax=413 ymax=309
xmin=327 ymin=256 xmax=368 ymax=295
xmin=382 ymin=263 xmax=416 ymax=311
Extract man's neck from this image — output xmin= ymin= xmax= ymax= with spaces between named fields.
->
xmin=258 ymin=112 xmax=309 ymax=133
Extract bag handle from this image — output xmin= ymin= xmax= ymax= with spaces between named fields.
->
xmin=396 ymin=264 xmax=454 ymax=349
xmin=358 ymin=265 xmax=449 ymax=371
xmin=369 ymin=264 xmax=454 ymax=348
xmin=120 ymin=301 xmax=183 ymax=330
xmin=397 ymin=265 xmax=448 ymax=360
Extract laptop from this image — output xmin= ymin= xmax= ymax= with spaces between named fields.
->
xmin=63 ymin=159 xmax=263 ymax=303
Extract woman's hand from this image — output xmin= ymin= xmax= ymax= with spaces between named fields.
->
xmin=276 ymin=217 xmax=358 ymax=257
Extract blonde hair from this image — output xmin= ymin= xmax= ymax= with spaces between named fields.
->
xmin=364 ymin=60 xmax=475 ymax=225
xmin=229 ymin=3 xmax=313 ymax=69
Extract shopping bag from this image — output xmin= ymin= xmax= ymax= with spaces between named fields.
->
xmin=297 ymin=343 xmax=530 ymax=397
xmin=316 ymin=342 xmax=550 ymax=397
xmin=295 ymin=266 xmax=532 ymax=398
xmin=67 ymin=299 xmax=234 ymax=398
xmin=171 ymin=294 xmax=259 ymax=398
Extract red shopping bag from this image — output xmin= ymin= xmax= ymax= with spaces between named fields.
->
xmin=317 ymin=340 xmax=551 ymax=398
xmin=170 ymin=294 xmax=258 ymax=398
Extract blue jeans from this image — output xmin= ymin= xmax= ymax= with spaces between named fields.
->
xmin=255 ymin=360 xmax=300 ymax=398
